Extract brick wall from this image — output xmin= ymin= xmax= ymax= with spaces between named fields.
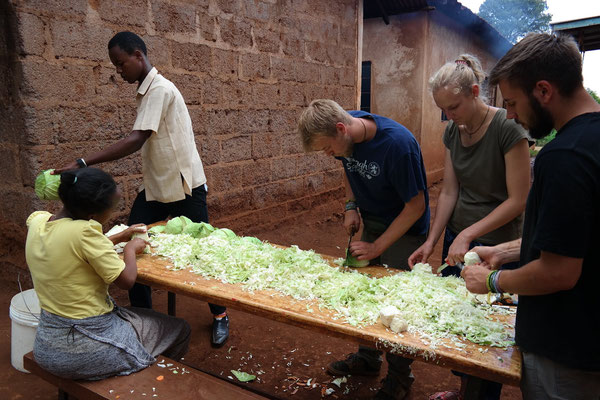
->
xmin=0 ymin=0 xmax=359 ymax=273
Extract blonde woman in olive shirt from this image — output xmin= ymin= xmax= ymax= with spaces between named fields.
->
xmin=409 ymin=54 xmax=530 ymax=272
xmin=409 ymin=54 xmax=530 ymax=400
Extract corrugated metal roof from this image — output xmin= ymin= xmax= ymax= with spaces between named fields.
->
xmin=363 ymin=0 xmax=512 ymax=58
xmin=552 ymin=16 xmax=600 ymax=51
xmin=363 ymin=0 xmax=430 ymax=20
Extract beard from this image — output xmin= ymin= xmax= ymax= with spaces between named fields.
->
xmin=526 ymin=94 xmax=555 ymax=139
xmin=340 ymin=143 xmax=354 ymax=158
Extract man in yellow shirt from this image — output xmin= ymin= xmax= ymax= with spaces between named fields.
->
xmin=55 ymin=31 xmax=229 ymax=347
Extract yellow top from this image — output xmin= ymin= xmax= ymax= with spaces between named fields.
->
xmin=25 ymin=211 xmax=125 ymax=319
xmin=134 ymin=67 xmax=207 ymax=202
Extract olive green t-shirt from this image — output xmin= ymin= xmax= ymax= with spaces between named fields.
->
xmin=443 ymin=108 xmax=528 ymax=245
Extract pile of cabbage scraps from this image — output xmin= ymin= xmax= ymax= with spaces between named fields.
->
xmin=149 ymin=231 xmax=514 ymax=349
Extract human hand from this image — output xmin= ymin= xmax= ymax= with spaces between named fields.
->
xmin=124 ymin=237 xmax=149 ymax=255
xmin=343 ymin=211 xmax=361 ymax=235
xmin=53 ymin=161 xmax=79 ymax=174
xmin=108 ymin=224 xmax=147 ymax=245
xmin=470 ymin=246 xmax=502 ymax=270
xmin=461 ymin=263 xmax=491 ymax=294
xmin=123 ymin=224 xmax=147 ymax=238
xmin=445 ymin=232 xmax=471 ymax=266
xmin=348 ymin=240 xmax=381 ymax=262
xmin=408 ymin=241 xmax=435 ymax=268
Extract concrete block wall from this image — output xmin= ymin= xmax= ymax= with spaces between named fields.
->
xmin=0 ymin=0 xmax=360 ymax=274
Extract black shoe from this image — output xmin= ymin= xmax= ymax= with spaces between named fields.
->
xmin=374 ymin=374 xmax=413 ymax=400
xmin=211 ymin=316 xmax=229 ymax=347
xmin=327 ymin=353 xmax=381 ymax=376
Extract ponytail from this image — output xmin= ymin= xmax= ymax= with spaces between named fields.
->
xmin=429 ymin=53 xmax=488 ymax=102
xmin=58 ymin=168 xmax=117 ymax=220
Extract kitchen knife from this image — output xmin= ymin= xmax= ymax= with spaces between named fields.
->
xmin=343 ymin=227 xmax=357 ymax=266
xmin=437 ymin=261 xmax=464 ymax=274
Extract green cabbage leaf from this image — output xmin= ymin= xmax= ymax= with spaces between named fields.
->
xmin=149 ymin=233 xmax=515 ymax=349
xmin=35 ymin=169 xmax=61 ymax=200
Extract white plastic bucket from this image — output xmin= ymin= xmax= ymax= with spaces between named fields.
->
xmin=9 ymin=289 xmax=40 ymax=373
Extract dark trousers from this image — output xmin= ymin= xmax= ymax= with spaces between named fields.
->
xmin=356 ymin=215 xmax=425 ymax=387
xmin=441 ymin=228 xmax=514 ymax=400
xmin=128 ymin=185 xmax=226 ymax=315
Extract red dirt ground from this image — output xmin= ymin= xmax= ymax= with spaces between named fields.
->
xmin=0 ymin=183 xmax=522 ymax=399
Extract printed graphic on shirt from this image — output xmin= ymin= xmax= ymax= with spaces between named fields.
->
xmin=345 ymin=157 xmax=381 ymax=180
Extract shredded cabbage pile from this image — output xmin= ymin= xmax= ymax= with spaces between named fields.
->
xmin=149 ymin=232 xmax=514 ymax=349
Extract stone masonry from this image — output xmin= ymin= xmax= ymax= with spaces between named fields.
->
xmin=0 ymin=0 xmax=360 ymax=275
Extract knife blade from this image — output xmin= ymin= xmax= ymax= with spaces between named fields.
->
xmin=437 ymin=261 xmax=464 ymax=274
xmin=343 ymin=227 xmax=357 ymax=266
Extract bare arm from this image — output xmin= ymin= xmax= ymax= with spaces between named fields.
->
xmin=462 ymin=249 xmax=582 ymax=295
xmin=343 ymin=172 xmax=361 ymax=235
xmin=471 ymin=239 xmax=522 ymax=268
xmin=408 ymin=151 xmax=458 ymax=266
xmin=54 ymin=130 xmax=153 ymax=173
xmin=107 ymin=224 xmax=147 ymax=245
xmin=446 ymin=139 xmax=530 ymax=264
xmin=351 ymin=190 xmax=426 ymax=261
xmin=112 ymin=238 xmax=147 ymax=290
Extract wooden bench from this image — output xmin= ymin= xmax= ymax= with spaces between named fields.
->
xmin=24 ymin=352 xmax=271 ymax=400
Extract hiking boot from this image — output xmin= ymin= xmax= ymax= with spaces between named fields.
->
xmin=327 ymin=353 xmax=381 ymax=376
xmin=374 ymin=374 xmax=413 ymax=400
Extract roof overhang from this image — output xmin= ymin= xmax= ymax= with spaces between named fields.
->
xmin=551 ymin=16 xmax=600 ymax=51
xmin=363 ymin=0 xmax=512 ymax=58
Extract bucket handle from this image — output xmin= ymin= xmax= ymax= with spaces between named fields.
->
xmin=17 ymin=272 xmax=40 ymax=323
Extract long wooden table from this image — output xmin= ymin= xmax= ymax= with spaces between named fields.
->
xmin=135 ymin=249 xmax=521 ymax=389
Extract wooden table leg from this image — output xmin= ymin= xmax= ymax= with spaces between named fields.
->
xmin=168 ymin=291 xmax=176 ymax=316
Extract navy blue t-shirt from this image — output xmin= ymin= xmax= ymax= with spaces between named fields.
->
xmin=338 ymin=111 xmax=430 ymax=236
xmin=516 ymin=112 xmax=600 ymax=371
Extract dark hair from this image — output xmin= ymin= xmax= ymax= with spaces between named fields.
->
xmin=108 ymin=31 xmax=147 ymax=55
xmin=58 ymin=168 xmax=118 ymax=220
xmin=489 ymin=33 xmax=583 ymax=97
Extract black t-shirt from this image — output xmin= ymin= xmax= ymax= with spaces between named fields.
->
xmin=516 ymin=112 xmax=600 ymax=371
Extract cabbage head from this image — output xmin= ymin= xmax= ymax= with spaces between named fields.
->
xmin=219 ymin=228 xmax=237 ymax=238
xmin=210 ymin=228 xmax=237 ymax=240
xmin=164 ymin=215 xmax=196 ymax=234
xmin=183 ymin=222 xmax=214 ymax=238
xmin=148 ymin=225 xmax=166 ymax=234
xmin=180 ymin=216 xmax=193 ymax=227
xmin=343 ymin=253 xmax=370 ymax=268
xmin=35 ymin=169 xmax=61 ymax=200
xmin=165 ymin=217 xmax=185 ymax=234
xmin=240 ymin=236 xmax=262 ymax=246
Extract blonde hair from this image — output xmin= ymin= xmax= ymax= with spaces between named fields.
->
xmin=429 ymin=54 xmax=487 ymax=101
xmin=298 ymin=99 xmax=352 ymax=151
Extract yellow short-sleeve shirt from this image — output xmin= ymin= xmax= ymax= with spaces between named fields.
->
xmin=25 ymin=211 xmax=125 ymax=319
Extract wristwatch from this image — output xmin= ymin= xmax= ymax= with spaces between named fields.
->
xmin=75 ymin=158 xmax=87 ymax=168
